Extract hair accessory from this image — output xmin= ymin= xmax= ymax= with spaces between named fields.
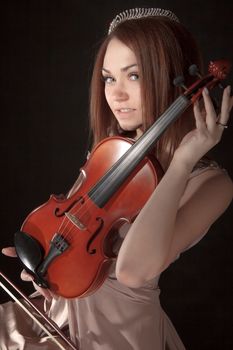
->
xmin=108 ymin=8 xmax=180 ymax=35
xmin=216 ymin=121 xmax=228 ymax=129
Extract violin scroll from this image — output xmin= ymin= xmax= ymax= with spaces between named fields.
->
xmin=208 ymin=59 xmax=231 ymax=80
xmin=181 ymin=59 xmax=231 ymax=102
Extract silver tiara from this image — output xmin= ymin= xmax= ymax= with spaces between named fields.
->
xmin=108 ymin=8 xmax=180 ymax=35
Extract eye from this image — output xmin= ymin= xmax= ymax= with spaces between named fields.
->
xmin=102 ymin=75 xmax=115 ymax=85
xmin=129 ymin=73 xmax=139 ymax=81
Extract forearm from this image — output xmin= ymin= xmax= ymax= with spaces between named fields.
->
xmin=116 ymin=156 xmax=193 ymax=284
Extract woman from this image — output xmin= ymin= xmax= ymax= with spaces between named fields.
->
xmin=1 ymin=8 xmax=233 ymax=350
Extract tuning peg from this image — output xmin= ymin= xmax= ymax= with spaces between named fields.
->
xmin=173 ymin=75 xmax=187 ymax=90
xmin=189 ymin=63 xmax=224 ymax=89
xmin=188 ymin=64 xmax=202 ymax=78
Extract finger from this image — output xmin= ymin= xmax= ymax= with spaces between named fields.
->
xmin=2 ymin=247 xmax=17 ymax=257
xmin=193 ymin=100 xmax=206 ymax=129
xmin=32 ymin=281 xmax=54 ymax=301
xmin=21 ymin=270 xmax=53 ymax=301
xmin=202 ymin=88 xmax=217 ymax=129
xmin=219 ymin=86 xmax=233 ymax=125
xmin=21 ymin=269 xmax=34 ymax=282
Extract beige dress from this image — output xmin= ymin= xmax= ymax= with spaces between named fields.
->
xmin=0 ymin=160 xmax=223 ymax=350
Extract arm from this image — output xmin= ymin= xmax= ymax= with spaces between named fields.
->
xmin=116 ymin=86 xmax=233 ymax=288
xmin=116 ymin=162 xmax=233 ymax=287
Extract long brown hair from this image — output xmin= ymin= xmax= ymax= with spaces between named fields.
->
xmin=89 ymin=16 xmax=203 ymax=168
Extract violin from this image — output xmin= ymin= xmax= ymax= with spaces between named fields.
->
xmin=13 ymin=60 xmax=231 ymax=298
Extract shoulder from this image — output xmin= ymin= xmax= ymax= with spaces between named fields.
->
xmin=180 ymin=158 xmax=233 ymax=209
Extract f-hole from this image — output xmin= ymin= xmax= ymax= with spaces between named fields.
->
xmin=86 ymin=217 xmax=104 ymax=255
xmin=54 ymin=196 xmax=84 ymax=217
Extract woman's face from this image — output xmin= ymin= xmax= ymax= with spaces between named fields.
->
xmin=102 ymin=38 xmax=143 ymax=137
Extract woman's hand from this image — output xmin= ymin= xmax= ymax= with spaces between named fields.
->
xmin=174 ymin=85 xmax=233 ymax=170
xmin=2 ymin=247 xmax=54 ymax=301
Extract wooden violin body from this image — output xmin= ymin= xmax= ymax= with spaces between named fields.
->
xmin=17 ymin=137 xmax=162 ymax=298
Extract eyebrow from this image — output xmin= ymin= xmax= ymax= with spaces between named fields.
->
xmin=102 ymin=64 xmax=138 ymax=73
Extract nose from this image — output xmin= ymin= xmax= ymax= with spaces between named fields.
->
xmin=111 ymin=81 xmax=129 ymax=101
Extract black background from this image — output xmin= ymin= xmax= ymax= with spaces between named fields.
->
xmin=0 ymin=1 xmax=233 ymax=349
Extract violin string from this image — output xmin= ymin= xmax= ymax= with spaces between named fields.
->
xmin=54 ymin=97 xmax=189 ymax=246
xmin=42 ymin=96 xmax=193 ymax=264
xmin=56 ymin=207 xmax=84 ymax=242
xmin=72 ymin=98 xmax=189 ymax=211
xmin=54 ymin=198 xmax=99 ymax=251
xmin=56 ymin=196 xmax=93 ymax=238
xmin=57 ymin=209 xmax=77 ymax=238
xmin=45 ymin=74 xmax=223 ymax=250
xmin=50 ymin=95 xmax=189 ymax=249
xmin=43 ymin=75 xmax=221 ymax=244
xmin=54 ymin=97 xmax=188 ymax=245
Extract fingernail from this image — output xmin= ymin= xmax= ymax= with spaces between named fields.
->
xmin=227 ymin=85 xmax=231 ymax=94
xmin=203 ymin=87 xmax=209 ymax=95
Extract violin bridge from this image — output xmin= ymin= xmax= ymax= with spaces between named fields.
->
xmin=65 ymin=212 xmax=86 ymax=230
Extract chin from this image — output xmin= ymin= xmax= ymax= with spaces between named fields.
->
xmin=119 ymin=123 xmax=142 ymax=132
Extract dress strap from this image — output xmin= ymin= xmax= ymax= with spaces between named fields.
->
xmin=190 ymin=157 xmax=225 ymax=179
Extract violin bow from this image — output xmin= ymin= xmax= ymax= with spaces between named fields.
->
xmin=0 ymin=271 xmax=78 ymax=350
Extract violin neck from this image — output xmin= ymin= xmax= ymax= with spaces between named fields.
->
xmin=89 ymin=95 xmax=190 ymax=207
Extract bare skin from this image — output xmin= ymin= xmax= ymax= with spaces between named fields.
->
xmin=115 ymin=87 xmax=233 ymax=286
xmin=2 ymin=38 xmax=233 ymax=295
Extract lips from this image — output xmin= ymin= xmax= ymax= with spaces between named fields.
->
xmin=115 ymin=108 xmax=136 ymax=113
